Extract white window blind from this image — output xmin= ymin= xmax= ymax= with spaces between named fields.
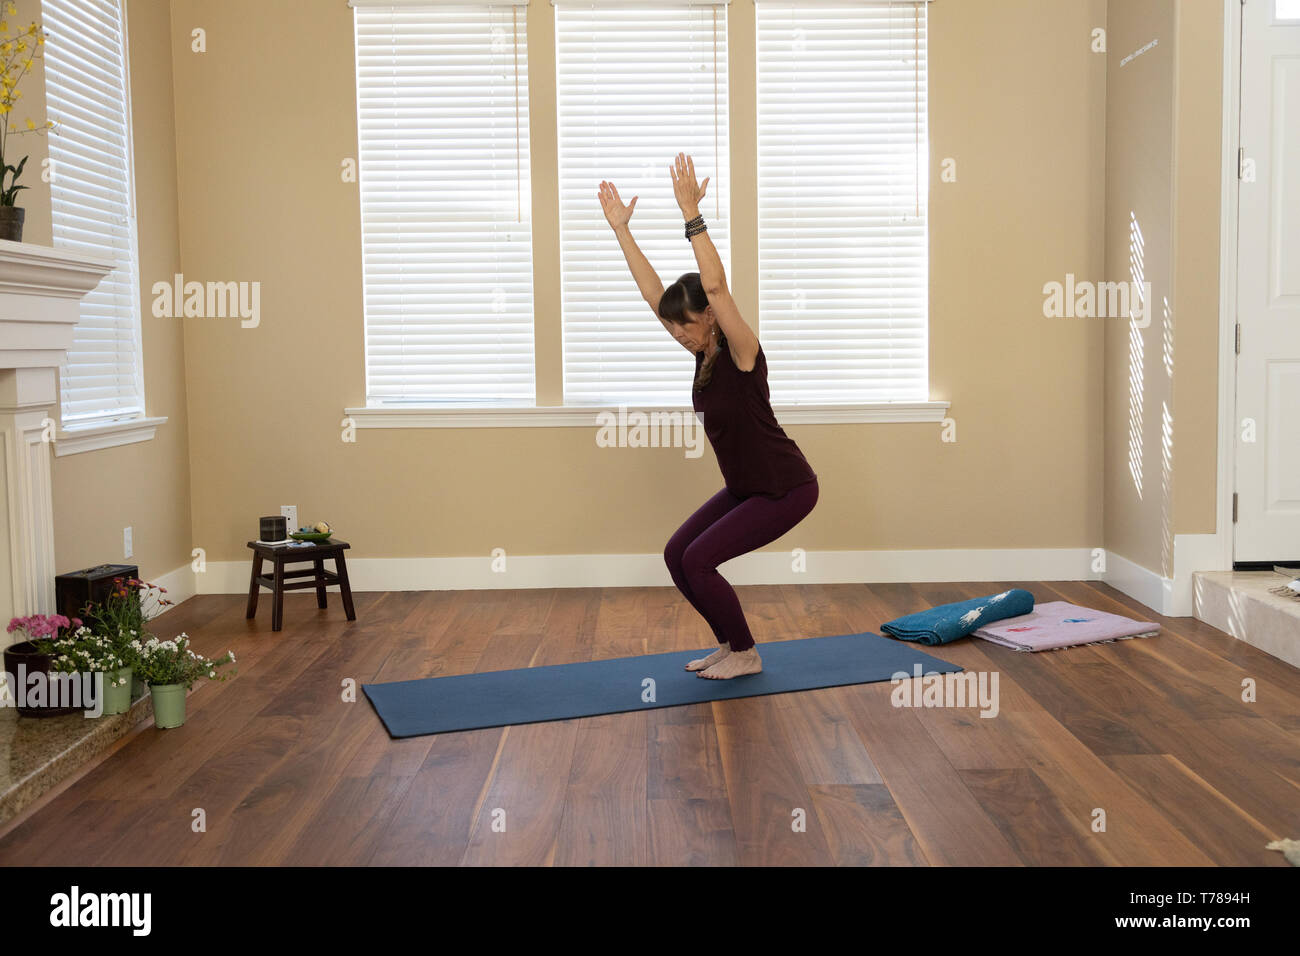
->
xmin=556 ymin=0 xmax=730 ymax=406
xmin=353 ymin=0 xmax=534 ymax=406
xmin=756 ymin=0 xmax=928 ymax=404
xmin=44 ymin=0 xmax=145 ymax=427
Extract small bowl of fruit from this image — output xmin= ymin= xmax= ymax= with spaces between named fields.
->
xmin=290 ymin=521 xmax=333 ymax=543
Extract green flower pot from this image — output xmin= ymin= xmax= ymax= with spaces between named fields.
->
xmin=100 ymin=666 xmax=133 ymax=716
xmin=149 ymin=683 xmax=187 ymax=729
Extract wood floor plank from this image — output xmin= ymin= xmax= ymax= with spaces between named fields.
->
xmin=1 ymin=581 xmax=1294 ymax=867
xmin=79 ymin=630 xmax=335 ymax=806
xmin=367 ymin=728 xmax=510 ymax=866
xmin=842 ymin=683 xmax=1025 ymax=866
xmin=766 ymin=583 xmax=882 ymax=786
xmin=981 ymin=649 xmax=1173 ymax=757
xmin=457 ymin=588 xmax=607 ymax=866
xmin=280 ymin=772 xmax=421 ymax=866
xmin=0 ymin=796 xmax=147 ymax=865
xmin=534 ymin=588 xmax=602 ymax=666
xmin=553 ymin=711 xmax=650 ymax=866
xmin=1043 ymin=580 xmax=1300 ymax=731
xmin=457 ymin=720 xmax=581 ymax=866
xmin=912 ymin=701 xmax=1029 ymax=771
xmin=807 ymin=784 xmax=929 ymax=866
xmin=646 ymin=706 xmax=738 ymax=866
xmin=198 ymin=624 xmax=401 ymax=864
xmin=711 ymin=695 xmax=836 ymax=865
xmin=957 ymin=768 xmax=1109 ymax=866
xmin=1101 ymin=753 xmax=1289 ymax=867
xmin=371 ymin=587 xmax=547 ymax=865
xmin=96 ymin=713 xmax=310 ymax=865
xmin=774 ymin=687 xmax=884 ymax=785
xmin=992 ymin=708 xmax=1216 ymax=866
xmin=1122 ymin=714 xmax=1300 ymax=838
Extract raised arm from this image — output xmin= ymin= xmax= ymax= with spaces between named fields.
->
xmin=671 ymin=153 xmax=760 ymax=371
xmin=599 ymin=180 xmax=666 ymax=311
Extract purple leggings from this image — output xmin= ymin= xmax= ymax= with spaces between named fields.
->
xmin=664 ymin=479 xmax=819 ymax=652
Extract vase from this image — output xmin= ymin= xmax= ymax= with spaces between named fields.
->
xmin=100 ymin=666 xmax=133 ymax=716
xmin=149 ymin=682 xmax=187 ymax=729
xmin=0 ymin=205 xmax=25 ymax=242
xmin=2 ymin=641 xmax=79 ymax=718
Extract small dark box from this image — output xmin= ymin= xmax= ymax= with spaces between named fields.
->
xmin=260 ymin=515 xmax=288 ymax=541
xmin=55 ymin=563 xmax=139 ymax=621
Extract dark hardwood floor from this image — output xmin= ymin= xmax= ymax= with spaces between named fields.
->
xmin=0 ymin=580 xmax=1295 ymax=866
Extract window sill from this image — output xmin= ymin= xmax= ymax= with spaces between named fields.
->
xmin=54 ymin=416 xmax=168 ymax=457
xmin=343 ymin=402 xmax=949 ymax=429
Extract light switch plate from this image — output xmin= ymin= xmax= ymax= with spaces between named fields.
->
xmin=123 ymin=526 xmax=133 ymax=558
xmin=281 ymin=505 xmax=298 ymax=533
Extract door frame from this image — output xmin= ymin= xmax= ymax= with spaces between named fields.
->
xmin=1213 ymin=0 xmax=1242 ymax=571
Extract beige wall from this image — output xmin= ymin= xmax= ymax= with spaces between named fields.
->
xmin=18 ymin=0 xmax=193 ymax=582
xmin=21 ymin=0 xmax=1226 ymax=580
xmin=1170 ymin=0 xmax=1223 ymax=536
xmin=1103 ymin=0 xmax=1177 ymax=576
xmin=1102 ymin=0 xmax=1223 ymax=576
xmin=170 ymin=0 xmax=1110 ymax=563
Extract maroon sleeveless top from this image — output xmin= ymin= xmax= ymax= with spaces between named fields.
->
xmin=692 ymin=341 xmax=817 ymax=499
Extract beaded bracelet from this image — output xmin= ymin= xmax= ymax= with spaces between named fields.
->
xmin=685 ymin=214 xmax=707 ymax=240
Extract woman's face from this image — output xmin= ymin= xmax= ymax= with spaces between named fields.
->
xmin=671 ymin=308 xmax=716 ymax=353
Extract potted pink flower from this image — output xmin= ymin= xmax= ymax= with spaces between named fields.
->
xmin=4 ymin=613 xmax=83 ymax=717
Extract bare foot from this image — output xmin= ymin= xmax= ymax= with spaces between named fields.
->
xmin=686 ymin=645 xmax=730 ymax=671
xmin=699 ymin=647 xmax=762 ymax=679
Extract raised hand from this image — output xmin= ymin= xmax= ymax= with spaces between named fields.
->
xmin=598 ymin=180 xmax=637 ymax=229
xmin=670 ymin=153 xmax=709 ymax=217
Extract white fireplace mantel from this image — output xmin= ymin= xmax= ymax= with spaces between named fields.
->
xmin=0 ymin=239 xmax=116 ymax=366
xmin=0 ymin=239 xmax=115 ymax=625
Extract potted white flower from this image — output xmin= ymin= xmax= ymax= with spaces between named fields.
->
xmin=74 ymin=626 xmax=136 ymax=715
xmin=85 ymin=576 xmax=174 ymax=699
xmin=132 ymin=633 xmax=235 ymax=729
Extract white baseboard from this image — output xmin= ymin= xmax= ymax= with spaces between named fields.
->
xmin=141 ymin=542 xmax=1236 ymax=620
xmin=1103 ymin=550 xmax=1171 ymax=616
xmin=1101 ymin=534 xmax=1226 ymax=618
xmin=189 ymin=547 xmax=1103 ymax=594
xmin=151 ymin=561 xmax=197 ymax=613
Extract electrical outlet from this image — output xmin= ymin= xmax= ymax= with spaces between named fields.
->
xmin=123 ymin=526 xmax=133 ymax=558
xmin=281 ymin=505 xmax=298 ymax=533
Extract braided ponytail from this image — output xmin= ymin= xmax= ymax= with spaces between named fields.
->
xmin=694 ymin=333 xmax=725 ymax=392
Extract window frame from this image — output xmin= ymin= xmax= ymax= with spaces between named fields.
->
xmin=46 ymin=0 xmax=163 ymax=453
xmin=353 ymin=0 xmax=537 ymax=408
xmin=346 ymin=0 xmax=946 ymax=428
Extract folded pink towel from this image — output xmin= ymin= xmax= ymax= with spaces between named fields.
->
xmin=974 ymin=601 xmax=1158 ymax=652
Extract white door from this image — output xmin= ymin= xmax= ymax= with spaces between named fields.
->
xmin=1235 ymin=0 xmax=1300 ymax=562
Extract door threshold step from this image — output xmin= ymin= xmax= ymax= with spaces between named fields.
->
xmin=1193 ymin=571 xmax=1300 ymax=669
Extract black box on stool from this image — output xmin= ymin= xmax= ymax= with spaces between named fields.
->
xmin=54 ymin=563 xmax=139 ymax=620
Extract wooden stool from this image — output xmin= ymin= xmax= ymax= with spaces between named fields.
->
xmin=246 ymin=539 xmax=356 ymax=632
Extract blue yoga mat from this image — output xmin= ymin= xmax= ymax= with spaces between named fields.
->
xmin=362 ymin=632 xmax=962 ymax=738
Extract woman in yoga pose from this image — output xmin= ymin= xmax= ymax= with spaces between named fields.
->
xmin=598 ymin=153 xmax=819 ymax=680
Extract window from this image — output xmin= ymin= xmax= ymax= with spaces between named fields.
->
xmin=756 ymin=0 xmax=929 ymax=404
xmin=555 ymin=0 xmax=730 ymax=406
xmin=353 ymin=0 xmax=534 ymax=406
xmin=44 ymin=0 xmax=145 ymax=427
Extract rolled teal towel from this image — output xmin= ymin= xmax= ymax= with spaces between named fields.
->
xmin=880 ymin=589 xmax=1035 ymax=645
